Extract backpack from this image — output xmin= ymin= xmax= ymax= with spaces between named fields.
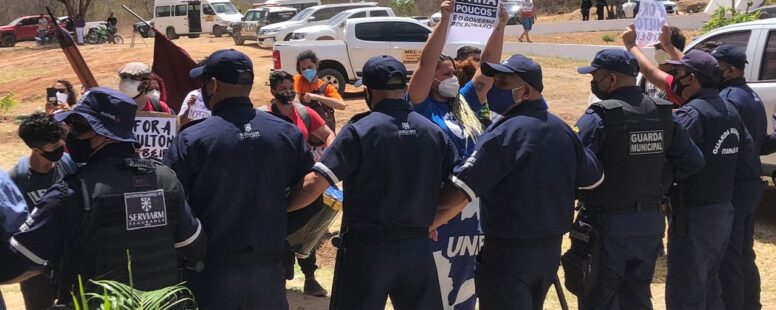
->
xmin=309 ymin=81 xmax=337 ymax=133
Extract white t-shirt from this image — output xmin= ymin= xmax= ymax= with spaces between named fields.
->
xmin=178 ymin=89 xmax=212 ymax=121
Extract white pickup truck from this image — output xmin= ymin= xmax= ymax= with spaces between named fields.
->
xmin=273 ymin=17 xmax=483 ymax=94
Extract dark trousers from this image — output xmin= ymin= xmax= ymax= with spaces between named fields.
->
xmin=582 ymin=9 xmax=591 ymax=20
xmin=597 ymin=8 xmax=605 ymax=20
xmin=184 ymin=260 xmax=288 ymax=310
xmin=721 ymin=181 xmax=763 ymax=310
xmin=20 ymin=274 xmax=55 ymax=310
xmin=331 ymin=237 xmax=442 ymax=310
xmin=475 ymin=240 xmax=561 ymax=310
xmin=283 ymin=243 xmax=318 ymax=279
xmin=666 ymin=203 xmax=734 ymax=310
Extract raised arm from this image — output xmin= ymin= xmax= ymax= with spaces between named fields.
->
xmin=408 ymin=0 xmax=454 ymax=104
xmin=471 ymin=4 xmax=508 ymax=103
xmin=660 ymin=25 xmax=684 ymax=60
xmin=622 ymin=24 xmax=670 ymax=92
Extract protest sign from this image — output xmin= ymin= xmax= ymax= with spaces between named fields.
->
xmin=134 ymin=111 xmax=177 ymax=159
xmin=447 ymin=0 xmax=502 ymax=44
xmin=634 ymin=0 xmax=667 ymax=47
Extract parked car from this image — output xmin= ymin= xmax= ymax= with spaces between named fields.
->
xmin=273 ymin=17 xmax=483 ymax=94
xmin=133 ymin=20 xmax=155 ymax=38
xmin=255 ymin=0 xmax=320 ymax=11
xmin=429 ymin=12 xmax=441 ymax=27
xmin=288 ymin=7 xmax=394 ymax=41
xmin=257 ymin=2 xmax=377 ymax=48
xmin=623 ymin=0 xmax=679 ymax=18
xmin=153 ymin=0 xmax=243 ymax=39
xmin=1 ymin=15 xmax=65 ymax=47
xmin=232 ymin=6 xmax=297 ymax=45
xmin=675 ymin=18 xmax=776 ymax=176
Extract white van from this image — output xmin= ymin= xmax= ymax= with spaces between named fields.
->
xmin=153 ymin=0 xmax=243 ymax=39
xmin=257 ymin=0 xmax=321 ymax=12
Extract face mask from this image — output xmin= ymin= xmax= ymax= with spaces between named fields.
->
xmin=148 ymin=90 xmax=161 ymax=102
xmin=55 ymin=92 xmax=69 ymax=104
xmin=65 ymin=133 xmax=93 ymax=163
xmin=591 ymin=79 xmax=610 ymax=100
xmin=201 ymin=80 xmax=215 ymax=110
xmin=671 ymin=73 xmax=691 ymax=100
xmin=274 ymin=90 xmax=296 ymax=105
xmin=510 ymin=86 xmax=528 ymax=104
xmin=302 ymin=69 xmax=317 ymax=82
xmin=364 ymin=89 xmax=372 ymax=109
xmin=39 ymin=145 xmax=65 ymax=162
xmin=436 ymin=77 xmax=460 ymax=98
xmin=119 ymin=79 xmax=143 ymax=99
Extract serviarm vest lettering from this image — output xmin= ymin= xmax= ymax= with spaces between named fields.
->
xmin=67 ymin=157 xmax=182 ymax=293
xmin=579 ymin=96 xmax=673 ymax=211
xmin=680 ymin=99 xmax=742 ymax=206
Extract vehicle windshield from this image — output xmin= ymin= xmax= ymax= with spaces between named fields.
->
xmin=211 ymin=3 xmax=239 ymax=14
xmin=290 ymin=7 xmax=315 ymax=21
xmin=7 ymin=17 xmax=23 ymax=26
xmin=326 ymin=11 xmax=351 ymax=26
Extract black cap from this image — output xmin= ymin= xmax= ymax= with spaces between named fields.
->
xmin=666 ymin=50 xmax=720 ymax=80
xmin=577 ymin=49 xmax=639 ymax=76
xmin=482 ymin=54 xmax=543 ymax=92
xmin=190 ymin=49 xmax=254 ymax=85
xmin=354 ymin=55 xmax=407 ymax=90
xmin=711 ymin=44 xmax=748 ymax=69
xmin=54 ymin=87 xmax=137 ymax=143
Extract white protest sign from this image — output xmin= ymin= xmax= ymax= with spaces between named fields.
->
xmin=133 ymin=111 xmax=177 ymax=160
xmin=634 ymin=0 xmax=667 ymax=47
xmin=447 ymin=0 xmax=502 ymax=44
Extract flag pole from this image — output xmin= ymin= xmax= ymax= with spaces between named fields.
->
xmin=46 ymin=6 xmax=98 ymax=89
xmin=122 ymin=5 xmax=154 ymax=29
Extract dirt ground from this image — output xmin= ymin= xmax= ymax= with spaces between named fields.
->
xmin=506 ymin=30 xmax=702 ymax=45
xmin=3 ymin=35 xmax=776 ymax=310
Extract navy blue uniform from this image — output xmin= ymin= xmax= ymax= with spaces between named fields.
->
xmin=718 ymin=77 xmax=767 ymax=310
xmin=164 ymin=97 xmax=313 ymax=310
xmin=312 ymin=98 xmax=455 ymax=310
xmin=575 ymin=88 xmax=704 ymax=310
xmin=450 ymin=99 xmax=604 ymax=310
xmin=667 ymin=89 xmax=755 ymax=310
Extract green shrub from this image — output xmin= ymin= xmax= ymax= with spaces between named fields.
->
xmin=390 ymin=0 xmax=418 ymax=16
xmin=0 ymin=92 xmax=17 ymax=115
xmin=701 ymin=7 xmax=761 ymax=34
xmin=602 ymin=34 xmax=615 ymax=42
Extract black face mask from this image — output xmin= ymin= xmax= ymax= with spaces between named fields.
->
xmin=40 ymin=145 xmax=65 ymax=162
xmin=65 ymin=134 xmax=93 ymax=163
xmin=201 ymin=80 xmax=215 ymax=110
xmin=590 ymin=76 xmax=611 ymax=100
xmin=274 ymin=90 xmax=296 ymax=105
xmin=671 ymin=73 xmax=691 ymax=99
xmin=364 ymin=89 xmax=373 ymax=109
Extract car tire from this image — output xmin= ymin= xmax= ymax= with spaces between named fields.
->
xmin=166 ymin=27 xmax=178 ymax=40
xmin=213 ymin=26 xmax=224 ymax=37
xmin=318 ymin=68 xmax=346 ymax=95
xmin=1 ymin=34 xmax=16 ymax=47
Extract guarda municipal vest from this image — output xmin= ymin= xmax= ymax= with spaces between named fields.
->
xmin=580 ymin=96 xmax=674 ymax=211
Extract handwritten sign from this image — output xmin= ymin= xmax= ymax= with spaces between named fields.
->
xmin=634 ymin=0 xmax=667 ymax=47
xmin=133 ymin=111 xmax=177 ymax=160
xmin=403 ymin=49 xmax=421 ymax=64
xmin=447 ymin=0 xmax=502 ymax=44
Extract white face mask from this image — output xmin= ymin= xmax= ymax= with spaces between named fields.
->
xmin=119 ymin=79 xmax=143 ymax=99
xmin=148 ymin=90 xmax=161 ymax=102
xmin=55 ymin=92 xmax=69 ymax=104
xmin=437 ymin=76 xmax=460 ymax=98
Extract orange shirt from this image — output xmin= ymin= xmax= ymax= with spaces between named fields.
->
xmin=293 ymin=75 xmax=343 ymax=101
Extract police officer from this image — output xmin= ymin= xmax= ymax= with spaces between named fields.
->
xmin=429 ymin=54 xmax=605 ymax=310
xmin=573 ymin=49 xmax=704 ymax=309
xmin=709 ymin=45 xmax=767 ymax=310
xmin=8 ymin=88 xmax=206 ymax=305
xmin=663 ymin=50 xmax=755 ymax=309
xmin=164 ymin=49 xmax=314 ymax=309
xmin=288 ymin=55 xmax=455 ymax=310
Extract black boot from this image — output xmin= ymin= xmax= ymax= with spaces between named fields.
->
xmin=304 ymin=277 xmax=328 ymax=297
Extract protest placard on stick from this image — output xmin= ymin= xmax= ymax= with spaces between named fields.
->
xmin=447 ymin=0 xmax=502 ymax=44
xmin=634 ymin=0 xmax=667 ymax=47
xmin=134 ymin=111 xmax=177 ymax=160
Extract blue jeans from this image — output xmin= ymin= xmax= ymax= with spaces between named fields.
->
xmin=38 ymin=30 xmax=47 ymax=43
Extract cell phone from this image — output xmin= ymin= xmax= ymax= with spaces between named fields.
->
xmin=46 ymin=87 xmax=57 ymax=104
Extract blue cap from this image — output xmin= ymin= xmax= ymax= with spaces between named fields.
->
xmin=666 ymin=50 xmax=720 ymax=80
xmin=190 ymin=49 xmax=254 ymax=85
xmin=354 ymin=55 xmax=407 ymax=90
xmin=577 ymin=49 xmax=639 ymax=76
xmin=481 ymin=54 xmax=544 ymax=92
xmin=711 ymin=44 xmax=748 ymax=69
xmin=54 ymin=87 xmax=138 ymax=143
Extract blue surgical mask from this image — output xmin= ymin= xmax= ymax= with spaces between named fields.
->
xmin=303 ymin=69 xmax=317 ymax=82
xmin=486 ymin=87 xmax=516 ymax=114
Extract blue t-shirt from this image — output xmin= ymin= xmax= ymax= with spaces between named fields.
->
xmin=413 ymin=81 xmax=482 ymax=158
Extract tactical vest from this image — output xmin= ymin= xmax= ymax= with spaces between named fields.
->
xmin=61 ymin=157 xmax=182 ymax=296
xmin=680 ymin=99 xmax=742 ymax=206
xmin=579 ymin=96 xmax=674 ymax=212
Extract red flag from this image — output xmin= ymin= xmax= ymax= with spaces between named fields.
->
xmin=151 ymin=29 xmax=201 ymax=112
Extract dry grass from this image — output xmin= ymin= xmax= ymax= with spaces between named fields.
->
xmin=506 ymin=30 xmax=703 ymax=46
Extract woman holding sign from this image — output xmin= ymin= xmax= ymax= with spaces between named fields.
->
xmin=407 ymin=1 xmax=507 ymax=309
